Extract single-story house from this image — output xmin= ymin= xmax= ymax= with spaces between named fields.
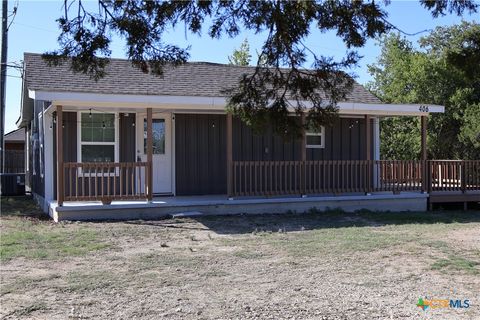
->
xmin=17 ymin=53 xmax=479 ymax=221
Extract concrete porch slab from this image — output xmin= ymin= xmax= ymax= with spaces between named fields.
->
xmin=49 ymin=192 xmax=428 ymax=222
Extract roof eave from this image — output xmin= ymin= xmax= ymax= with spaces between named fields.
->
xmin=34 ymin=90 xmax=445 ymax=116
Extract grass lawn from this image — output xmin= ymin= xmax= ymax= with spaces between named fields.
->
xmin=1 ymin=196 xmax=479 ymax=319
xmin=1 ymin=197 xmax=110 ymax=261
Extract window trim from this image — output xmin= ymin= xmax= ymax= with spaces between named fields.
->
xmin=142 ymin=118 xmax=166 ymax=155
xmin=305 ymin=126 xmax=325 ymax=149
xmin=77 ymin=111 xmax=119 ymax=176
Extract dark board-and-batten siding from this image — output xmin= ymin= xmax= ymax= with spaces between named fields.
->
xmin=119 ymin=113 xmax=136 ymax=162
xmin=175 ymin=114 xmax=227 ymax=196
xmin=53 ymin=111 xmax=77 ymax=198
xmin=235 ymin=117 xmax=372 ymax=162
xmin=175 ymin=114 xmax=374 ymax=196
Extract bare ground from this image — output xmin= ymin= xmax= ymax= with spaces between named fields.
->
xmin=1 ymin=200 xmax=480 ymax=319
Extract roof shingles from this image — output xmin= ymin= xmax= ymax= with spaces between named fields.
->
xmin=24 ymin=53 xmax=381 ymax=104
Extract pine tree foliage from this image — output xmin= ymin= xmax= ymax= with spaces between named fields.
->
xmin=44 ymin=0 xmax=477 ymax=136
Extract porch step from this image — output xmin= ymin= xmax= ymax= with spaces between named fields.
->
xmin=169 ymin=211 xmax=204 ymax=218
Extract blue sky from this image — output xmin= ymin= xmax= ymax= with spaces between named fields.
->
xmin=4 ymin=0 xmax=478 ymax=133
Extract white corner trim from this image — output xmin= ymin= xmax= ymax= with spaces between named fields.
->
xmin=43 ymin=111 xmax=54 ymax=202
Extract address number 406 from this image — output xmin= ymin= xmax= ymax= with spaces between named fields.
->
xmin=419 ymin=105 xmax=429 ymax=112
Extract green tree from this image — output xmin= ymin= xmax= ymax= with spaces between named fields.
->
xmin=44 ymin=0 xmax=477 ymax=137
xmin=367 ymin=22 xmax=480 ymax=160
xmin=228 ymin=39 xmax=251 ymax=66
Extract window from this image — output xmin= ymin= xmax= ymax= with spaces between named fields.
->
xmin=306 ymin=126 xmax=325 ymax=149
xmin=143 ymin=119 xmax=165 ymax=154
xmin=80 ymin=112 xmax=116 ymax=163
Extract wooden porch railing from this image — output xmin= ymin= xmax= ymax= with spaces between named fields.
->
xmin=376 ymin=160 xmax=423 ymax=192
xmin=429 ymin=160 xmax=480 ymax=193
xmin=231 ymin=160 xmax=480 ymax=197
xmin=59 ymin=160 xmax=480 ymax=202
xmin=63 ymin=162 xmax=149 ymax=203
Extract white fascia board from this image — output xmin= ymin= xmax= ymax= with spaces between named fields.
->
xmin=35 ymin=91 xmax=445 ymax=116
xmin=34 ymin=91 xmax=227 ymax=109
xmin=337 ymin=102 xmax=445 ymax=116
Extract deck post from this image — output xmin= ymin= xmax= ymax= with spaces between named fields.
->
xmin=365 ymin=114 xmax=372 ymax=194
xmin=146 ymin=108 xmax=153 ymax=201
xmin=56 ymin=105 xmax=64 ymax=206
xmin=421 ymin=115 xmax=427 ymax=193
xmin=301 ymin=113 xmax=307 ymax=197
xmin=226 ymin=113 xmax=233 ymax=199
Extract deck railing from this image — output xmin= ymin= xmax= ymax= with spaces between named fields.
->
xmin=63 ymin=162 xmax=149 ymax=203
xmin=59 ymin=160 xmax=480 ymax=202
xmin=231 ymin=160 xmax=480 ymax=197
xmin=429 ymin=160 xmax=480 ymax=193
xmin=376 ymin=160 xmax=423 ymax=192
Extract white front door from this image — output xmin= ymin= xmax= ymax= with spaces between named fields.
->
xmin=136 ymin=113 xmax=172 ymax=194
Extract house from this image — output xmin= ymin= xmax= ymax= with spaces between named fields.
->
xmin=0 ymin=127 xmax=26 ymax=196
xmin=3 ymin=127 xmax=25 ymax=173
xmin=17 ymin=53 xmax=479 ymax=221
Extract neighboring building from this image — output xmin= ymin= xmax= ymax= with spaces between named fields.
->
xmin=16 ymin=53 xmax=479 ymax=221
xmin=4 ymin=127 xmax=25 ymax=173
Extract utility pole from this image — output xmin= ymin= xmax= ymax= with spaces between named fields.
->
xmin=0 ymin=0 xmax=7 ymax=174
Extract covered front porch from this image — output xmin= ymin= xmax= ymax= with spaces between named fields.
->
xmin=43 ymin=101 xmax=480 ymax=221
xmin=49 ymin=158 xmax=480 ymax=221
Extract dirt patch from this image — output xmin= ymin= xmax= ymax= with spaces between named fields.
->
xmin=446 ymin=227 xmax=480 ymax=251
xmin=1 ymin=209 xmax=480 ymax=319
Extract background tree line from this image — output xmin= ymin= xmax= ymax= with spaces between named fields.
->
xmin=367 ymin=21 xmax=480 ymax=160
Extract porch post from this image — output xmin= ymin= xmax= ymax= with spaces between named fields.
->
xmin=365 ymin=114 xmax=372 ymax=193
xmin=421 ymin=115 xmax=428 ymax=193
xmin=146 ymin=108 xmax=153 ymax=201
xmin=226 ymin=113 xmax=233 ymax=199
xmin=56 ymin=105 xmax=64 ymax=206
xmin=373 ymin=117 xmax=380 ymax=190
xmin=421 ymin=116 xmax=427 ymax=161
xmin=301 ymin=113 xmax=307 ymax=196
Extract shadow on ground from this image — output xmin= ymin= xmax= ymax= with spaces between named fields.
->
xmin=124 ymin=208 xmax=480 ymax=235
xmin=3 ymin=195 xmax=479 ymax=235
xmin=1 ymin=195 xmax=49 ymax=220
